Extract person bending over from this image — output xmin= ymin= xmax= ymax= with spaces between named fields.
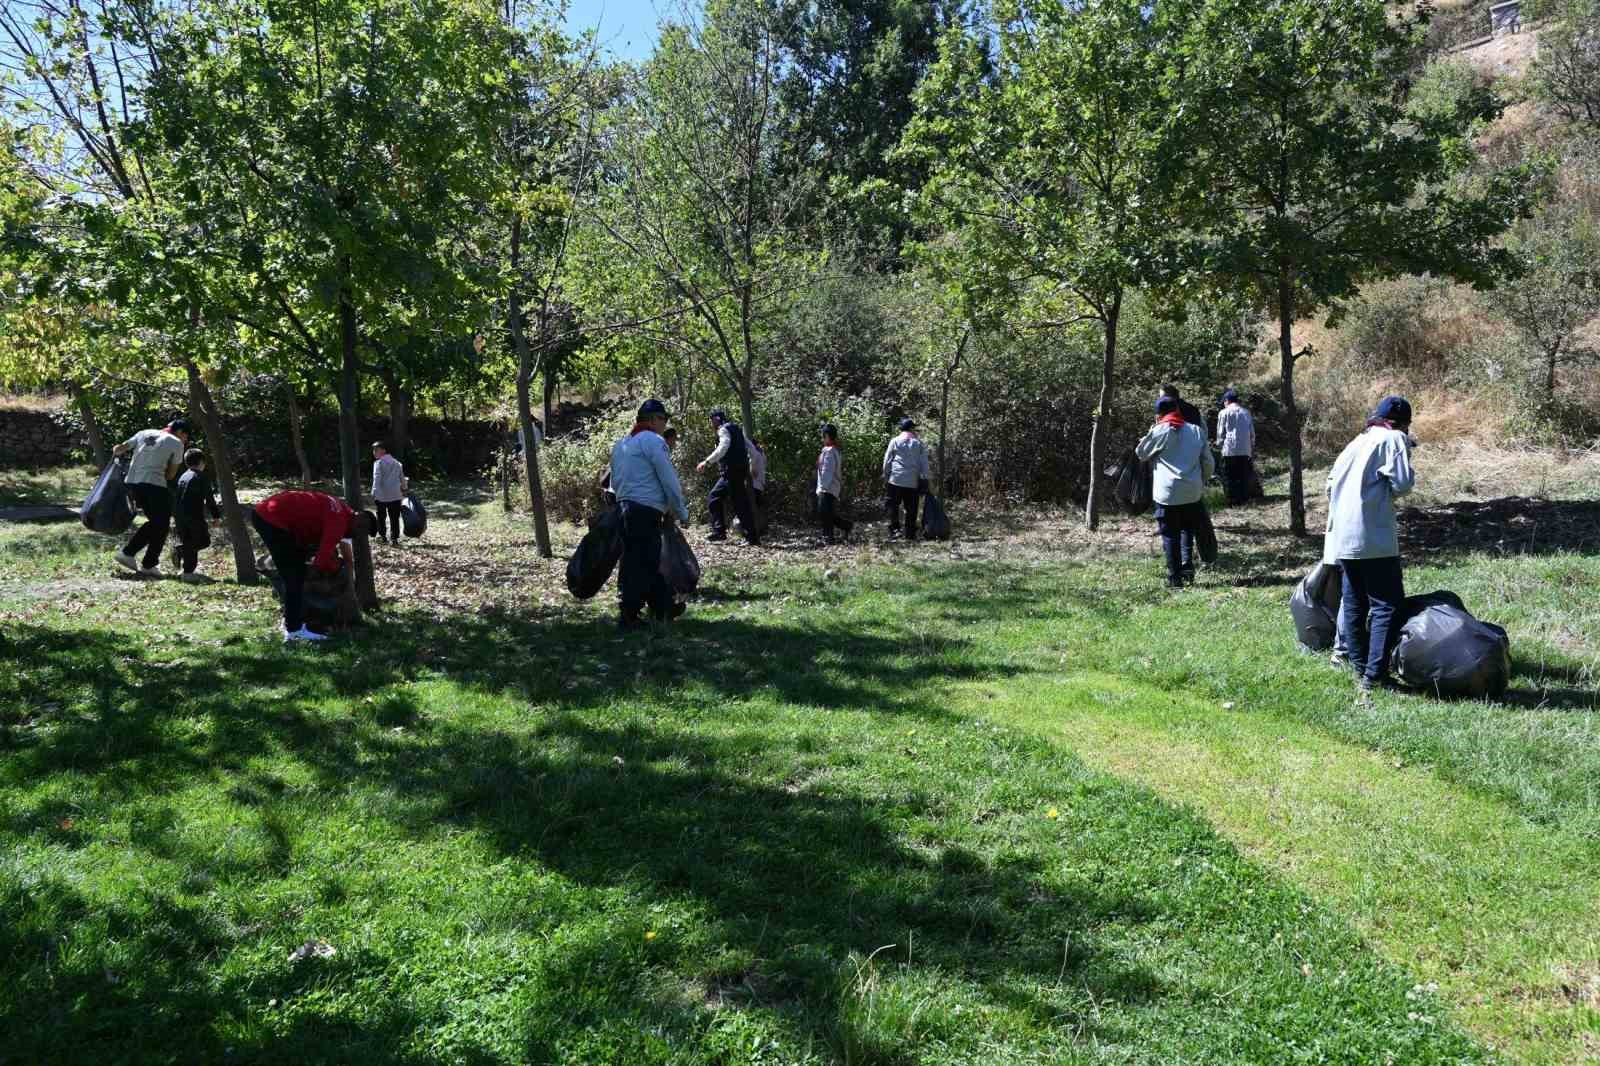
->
xmin=251 ymin=490 xmax=376 ymax=643
xmin=113 ymin=418 xmax=190 ymax=576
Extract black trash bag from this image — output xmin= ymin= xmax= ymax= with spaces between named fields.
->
xmin=566 ymin=506 xmax=624 ymax=600
xmin=401 ymin=492 xmax=427 ymax=538
xmin=1390 ymin=592 xmax=1510 ymax=699
xmin=1247 ymin=464 xmax=1265 ymax=500
xmin=258 ymin=556 xmax=363 ymax=627
xmin=659 ymin=524 xmax=701 ymax=594
xmin=1110 ymin=449 xmax=1153 ymax=515
xmin=81 ymin=458 xmax=136 ymax=535
xmin=1290 ymin=562 xmax=1344 ymax=651
xmin=921 ymin=494 xmax=952 ymax=541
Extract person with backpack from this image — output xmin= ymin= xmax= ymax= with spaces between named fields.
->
xmin=1135 ymin=395 xmax=1216 ymax=589
xmin=112 ymin=418 xmax=191 ymax=576
xmin=1325 ymin=396 xmax=1416 ymax=699
xmin=250 ymin=490 xmax=377 ymax=642
xmin=172 ymin=449 xmax=221 ymax=584
xmin=370 ymin=441 xmax=408 ymax=544
xmin=612 ymin=399 xmax=691 ymax=630
xmin=881 ymin=418 xmax=931 ymax=541
xmin=1215 ymin=388 xmax=1257 ymax=506
xmin=695 ymin=408 xmax=760 ymax=545
xmin=816 ymin=424 xmax=854 ymax=545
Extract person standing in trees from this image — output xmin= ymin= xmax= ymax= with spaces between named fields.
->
xmin=695 ymin=408 xmax=760 ymax=545
xmin=816 ymin=424 xmax=854 ymax=546
xmin=250 ymin=490 xmax=377 ymax=643
xmin=612 ymin=400 xmax=691 ymax=631
xmin=370 ymin=441 xmax=407 ymax=544
xmin=1325 ymin=396 xmax=1416 ymax=700
xmin=1215 ymin=389 xmax=1257 ymax=506
xmin=113 ymin=418 xmax=191 ymax=576
xmin=172 ymin=449 xmax=221 ymax=584
xmin=1136 ymin=395 xmax=1216 ymax=589
xmin=881 ymin=418 xmax=931 ymax=541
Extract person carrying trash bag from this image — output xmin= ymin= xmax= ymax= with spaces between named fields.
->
xmin=696 ymin=408 xmax=760 ymax=546
xmin=1326 ymin=395 xmax=1416 ymax=700
xmin=612 ymin=399 xmax=691 ymax=631
xmin=250 ymin=490 xmax=378 ymax=643
xmin=1135 ymin=394 xmax=1216 ymax=589
xmin=1215 ymin=388 xmax=1257 ymax=506
xmin=370 ymin=441 xmax=407 ymax=544
xmin=882 ymin=418 xmax=931 ymax=541
xmin=815 ymin=423 xmax=854 ymax=545
xmin=112 ymin=417 xmax=191 ymax=576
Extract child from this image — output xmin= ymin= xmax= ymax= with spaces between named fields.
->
xmin=371 ymin=441 xmax=407 ymax=543
xmin=173 ymin=449 xmax=221 ymax=584
xmin=816 ymin=424 xmax=854 ymax=545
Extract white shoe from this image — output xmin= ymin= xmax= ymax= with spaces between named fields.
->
xmin=283 ymin=625 xmax=329 ymax=643
xmin=114 ymin=552 xmax=139 ymax=573
xmin=139 ymin=565 xmax=162 ymax=577
xmin=179 ymin=572 xmax=207 ymax=585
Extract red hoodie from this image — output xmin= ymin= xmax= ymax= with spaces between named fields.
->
xmin=255 ymin=491 xmax=356 ymax=573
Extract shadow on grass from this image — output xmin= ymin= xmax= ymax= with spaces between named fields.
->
xmin=1402 ymin=497 xmax=1600 ymax=559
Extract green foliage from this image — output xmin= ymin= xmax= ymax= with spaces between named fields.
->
xmin=1528 ymin=0 xmax=1600 ymax=128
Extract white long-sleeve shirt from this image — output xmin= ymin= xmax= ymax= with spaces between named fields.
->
xmin=816 ymin=445 xmax=843 ymax=496
xmin=1324 ymin=426 xmax=1414 ymax=561
xmin=881 ymin=433 xmax=930 ymax=489
xmin=371 ymin=454 xmax=405 ymax=503
xmin=703 ymin=424 xmax=733 ymax=466
xmin=1216 ymin=403 xmax=1255 ymax=458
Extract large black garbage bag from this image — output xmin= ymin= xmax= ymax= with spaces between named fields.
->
xmin=1290 ymin=563 xmax=1344 ymax=651
xmin=566 ymin=506 xmax=623 ymax=600
xmin=81 ymin=458 xmax=135 ymax=535
xmin=1391 ymin=592 xmax=1510 ymax=699
xmin=659 ymin=525 xmax=701 ymax=594
xmin=1194 ymin=504 xmax=1218 ymax=564
xmin=258 ymin=556 xmax=363 ymax=626
xmin=921 ymin=494 xmax=951 ymax=541
xmin=401 ymin=492 xmax=427 ymax=538
xmin=1110 ymin=449 xmax=1153 ymax=515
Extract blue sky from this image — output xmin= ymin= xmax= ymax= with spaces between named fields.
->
xmin=563 ymin=0 xmax=688 ymax=61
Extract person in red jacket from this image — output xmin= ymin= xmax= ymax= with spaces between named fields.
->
xmin=250 ymin=491 xmax=377 ymax=642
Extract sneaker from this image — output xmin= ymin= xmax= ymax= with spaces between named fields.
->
xmin=114 ymin=552 xmax=139 ymax=573
xmin=139 ymin=565 xmax=162 ymax=577
xmin=179 ymin=572 xmax=207 ymax=585
xmin=284 ymin=625 xmax=328 ymax=643
xmin=1330 ymin=650 xmax=1352 ymax=670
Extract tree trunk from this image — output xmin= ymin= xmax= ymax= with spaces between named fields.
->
xmin=509 ymin=213 xmax=553 ymax=558
xmin=738 ymin=378 xmax=756 ymax=440
xmin=338 ymin=277 xmax=378 ymax=609
xmin=285 ymin=385 xmax=312 ymax=487
xmin=1546 ymin=344 xmax=1559 ymax=399
xmin=937 ymin=329 xmax=970 ymax=495
xmin=71 ymin=385 xmax=109 ymax=467
xmin=185 ymin=359 xmax=258 ymax=586
xmin=501 ymin=450 xmax=513 ymax=512
xmin=1278 ymin=273 xmax=1307 ymax=537
xmin=543 ymin=371 xmax=556 ymax=436
xmin=384 ymin=372 xmax=412 ymax=461
xmin=1085 ymin=293 xmax=1122 ymax=532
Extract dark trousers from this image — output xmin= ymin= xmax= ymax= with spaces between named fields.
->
xmin=1155 ymin=502 xmax=1205 ymax=584
xmin=377 ymin=499 xmax=402 ymax=541
xmin=708 ymin=469 xmax=758 ymax=542
xmin=619 ymin=501 xmax=673 ymax=622
xmin=176 ymin=519 xmax=210 ymax=574
xmin=1222 ymin=456 xmax=1254 ymax=505
xmin=1339 ymin=556 xmax=1406 ymax=684
xmin=252 ymin=511 xmax=307 ymax=632
xmin=887 ymin=484 xmax=920 ymax=538
xmin=817 ymin=492 xmax=853 ymax=542
xmin=123 ymin=483 xmax=173 ymax=568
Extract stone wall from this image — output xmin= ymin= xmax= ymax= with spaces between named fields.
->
xmin=0 ymin=409 xmax=79 ymax=468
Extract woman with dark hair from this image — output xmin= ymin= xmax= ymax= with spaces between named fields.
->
xmin=816 ymin=424 xmax=853 ymax=545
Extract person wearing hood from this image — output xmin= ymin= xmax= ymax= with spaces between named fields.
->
xmin=881 ymin=418 xmax=931 ymax=541
xmin=1215 ymin=388 xmax=1257 ymax=506
xmin=611 ymin=399 xmax=691 ymax=630
xmin=1135 ymin=395 xmax=1216 ymax=588
xmin=1325 ymin=396 xmax=1416 ymax=698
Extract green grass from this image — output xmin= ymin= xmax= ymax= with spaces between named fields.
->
xmin=2 ymin=470 xmax=1597 ymax=1064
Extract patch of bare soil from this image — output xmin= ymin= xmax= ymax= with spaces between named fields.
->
xmin=1401 ymin=497 xmax=1600 ymax=558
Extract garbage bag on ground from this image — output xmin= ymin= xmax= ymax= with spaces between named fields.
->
xmin=257 ymin=555 xmax=363 ymax=627
xmin=81 ymin=458 xmax=135 ymax=535
xmin=921 ymin=494 xmax=952 ymax=541
xmin=1290 ymin=563 xmax=1344 ymax=651
xmin=1248 ymin=465 xmax=1265 ymax=500
xmin=1110 ymin=449 xmax=1153 ymax=515
xmin=401 ymin=492 xmax=427 ymax=538
xmin=1194 ymin=504 xmax=1219 ymax=564
xmin=566 ymin=505 xmax=624 ymax=600
xmin=659 ymin=524 xmax=701 ymax=594
xmin=1391 ymin=591 xmax=1510 ymax=699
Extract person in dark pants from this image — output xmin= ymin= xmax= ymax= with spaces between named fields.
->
xmin=815 ymin=424 xmax=854 ymax=545
xmin=1136 ymin=395 xmax=1216 ymax=588
xmin=695 ymin=408 xmax=759 ymax=545
xmin=173 ymin=449 xmax=221 ymax=584
xmin=881 ymin=418 xmax=931 ymax=540
xmin=250 ymin=490 xmax=375 ymax=643
xmin=370 ymin=441 xmax=406 ymax=543
xmin=1215 ymin=388 xmax=1257 ymax=506
xmin=1325 ymin=396 xmax=1416 ymax=699
xmin=1157 ymin=386 xmax=1208 ymax=563
xmin=611 ymin=399 xmax=691 ymax=630
xmin=112 ymin=418 xmax=190 ymax=575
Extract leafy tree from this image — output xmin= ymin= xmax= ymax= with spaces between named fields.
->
xmin=1175 ymin=0 xmax=1527 ymax=535
xmin=1529 ymin=0 xmax=1600 ymax=129
xmin=1490 ymin=202 xmax=1600 ymax=400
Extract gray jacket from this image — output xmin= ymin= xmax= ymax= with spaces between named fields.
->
xmin=610 ymin=431 xmax=689 ymax=523
xmin=1216 ymin=403 xmax=1255 ymax=458
xmin=371 ymin=455 xmax=405 ymax=503
xmin=1135 ymin=421 xmax=1215 ymax=506
xmin=881 ymin=433 xmax=930 ymax=489
xmin=1324 ymin=426 xmax=1414 ymax=561
xmin=816 ymin=445 xmax=843 ymax=497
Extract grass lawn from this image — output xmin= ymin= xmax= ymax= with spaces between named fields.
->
xmin=2 ymin=467 xmax=1596 ymax=1064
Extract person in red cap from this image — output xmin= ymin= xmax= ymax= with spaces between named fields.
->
xmin=250 ymin=491 xmax=377 ymax=642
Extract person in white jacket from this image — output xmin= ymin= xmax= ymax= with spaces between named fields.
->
xmin=815 ymin=423 xmax=854 ymax=545
xmin=1135 ymin=396 xmax=1216 ymax=588
xmin=881 ymin=418 xmax=931 ymax=541
xmin=1325 ymin=396 xmax=1416 ymax=697
xmin=1215 ymin=389 xmax=1256 ymax=506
